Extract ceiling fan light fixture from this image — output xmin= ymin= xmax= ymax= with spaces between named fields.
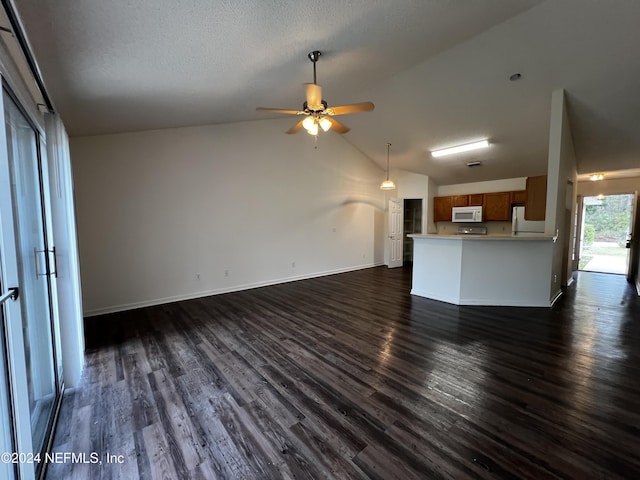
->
xmin=302 ymin=116 xmax=315 ymax=130
xmin=431 ymin=140 xmax=490 ymax=158
xmin=380 ymin=143 xmax=396 ymax=190
xmin=319 ymin=117 xmax=332 ymax=132
xmin=305 ymin=122 xmax=319 ymax=136
xmin=302 ymin=116 xmax=320 ymax=135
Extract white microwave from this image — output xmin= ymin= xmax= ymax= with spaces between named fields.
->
xmin=452 ymin=205 xmax=483 ymax=223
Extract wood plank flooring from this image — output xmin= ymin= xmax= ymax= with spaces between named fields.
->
xmin=46 ymin=268 xmax=640 ymax=479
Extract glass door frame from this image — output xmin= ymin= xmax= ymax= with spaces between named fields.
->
xmin=0 ymin=79 xmax=63 ymax=480
xmin=0 ymin=288 xmax=18 ymax=480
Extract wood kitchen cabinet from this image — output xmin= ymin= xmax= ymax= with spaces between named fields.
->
xmin=511 ymin=190 xmax=527 ymax=205
xmin=452 ymin=195 xmax=469 ymax=207
xmin=483 ymin=191 xmax=512 ymax=221
xmin=468 ymin=194 xmax=484 ymax=206
xmin=433 ymin=196 xmax=453 ymax=222
xmin=433 ymin=188 xmax=535 ymax=223
xmin=525 ymin=175 xmax=547 ymax=221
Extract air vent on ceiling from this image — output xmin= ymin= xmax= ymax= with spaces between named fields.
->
xmin=466 ymin=161 xmax=482 ymax=167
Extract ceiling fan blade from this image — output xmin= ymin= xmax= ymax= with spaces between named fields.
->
xmin=325 ymin=116 xmax=350 ymax=134
xmin=304 ymin=83 xmax=323 ymax=110
xmin=325 ymin=102 xmax=375 ymax=116
xmin=256 ymin=107 xmax=302 ymax=115
xmin=286 ymin=119 xmax=305 ymax=134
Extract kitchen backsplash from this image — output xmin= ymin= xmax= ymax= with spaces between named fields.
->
xmin=436 ymin=222 xmax=512 ymax=235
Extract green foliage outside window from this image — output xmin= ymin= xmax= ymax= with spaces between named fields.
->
xmin=584 ymin=194 xmax=633 ymax=245
xmin=583 ymin=224 xmax=595 ymax=244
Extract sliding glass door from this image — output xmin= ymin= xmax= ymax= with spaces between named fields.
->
xmin=0 ymin=85 xmax=61 ymax=479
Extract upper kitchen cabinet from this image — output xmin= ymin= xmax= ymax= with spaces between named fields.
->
xmin=483 ymin=192 xmax=512 ymax=221
xmin=525 ymin=175 xmax=547 ymax=221
xmin=468 ymin=194 xmax=484 ymax=206
xmin=433 ymin=196 xmax=453 ymax=222
xmin=511 ymin=190 xmax=527 ymax=205
xmin=452 ymin=195 xmax=469 ymax=207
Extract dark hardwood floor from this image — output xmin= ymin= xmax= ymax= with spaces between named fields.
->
xmin=47 ymin=268 xmax=640 ymax=479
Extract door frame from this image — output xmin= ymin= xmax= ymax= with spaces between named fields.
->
xmin=0 ymin=288 xmax=18 ymax=480
xmin=0 ymin=81 xmax=63 ymax=480
xmin=577 ymin=192 xmax=636 ymax=276
xmin=387 ymin=197 xmax=426 ymax=268
xmin=0 ymin=79 xmax=38 ymax=480
xmin=627 ymin=191 xmax=640 ymax=286
xmin=402 ymin=197 xmax=425 ymax=265
xmin=388 ymin=198 xmax=403 ymax=268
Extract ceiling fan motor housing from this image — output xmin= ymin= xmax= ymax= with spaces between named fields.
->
xmin=303 ymin=100 xmax=328 ymax=113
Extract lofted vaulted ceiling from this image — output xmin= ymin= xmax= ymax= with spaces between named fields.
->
xmin=9 ymin=0 xmax=640 ymax=185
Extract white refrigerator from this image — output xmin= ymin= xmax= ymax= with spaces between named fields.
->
xmin=512 ymin=206 xmax=545 ymax=236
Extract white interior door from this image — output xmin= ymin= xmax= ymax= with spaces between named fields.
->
xmin=388 ymin=198 xmax=403 ymax=268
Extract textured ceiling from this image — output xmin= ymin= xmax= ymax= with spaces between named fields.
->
xmin=11 ymin=0 xmax=640 ymax=185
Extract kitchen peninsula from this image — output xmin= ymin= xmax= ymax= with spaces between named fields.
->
xmin=409 ymin=234 xmax=556 ymax=307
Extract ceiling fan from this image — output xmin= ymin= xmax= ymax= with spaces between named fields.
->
xmin=256 ymin=51 xmax=375 ymax=135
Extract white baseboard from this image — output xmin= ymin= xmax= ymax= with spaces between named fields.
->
xmin=84 ymin=262 xmax=383 ymax=317
xmin=410 ymin=288 xmax=460 ymax=305
xmin=411 ymin=288 xmax=552 ymax=307
xmin=411 ymin=288 xmax=552 ymax=308
xmin=461 ymin=297 xmax=552 ymax=307
xmin=549 ymin=288 xmax=563 ymax=307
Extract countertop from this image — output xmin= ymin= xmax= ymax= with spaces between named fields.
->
xmin=408 ymin=233 xmax=554 ymax=241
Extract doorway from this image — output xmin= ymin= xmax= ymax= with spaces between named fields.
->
xmin=579 ymin=193 xmax=634 ymax=275
xmin=403 ymin=199 xmax=423 ymax=266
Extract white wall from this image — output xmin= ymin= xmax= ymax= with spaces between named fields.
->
xmin=71 ymin=118 xmax=386 ymax=315
xmin=394 ymin=169 xmax=430 ymax=199
xmin=545 ymin=89 xmax=577 ymax=298
xmin=393 ymin=169 xmax=431 ymax=236
xmin=380 ymin=169 xmax=436 ymax=265
xmin=437 ymin=177 xmax=527 ymax=196
xmin=577 ymin=177 xmax=640 ymax=197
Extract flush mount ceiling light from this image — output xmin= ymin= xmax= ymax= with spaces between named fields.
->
xmin=590 ymin=174 xmax=604 ymax=181
xmin=380 ymin=143 xmax=396 ymax=190
xmin=431 ymin=140 xmax=490 ymax=158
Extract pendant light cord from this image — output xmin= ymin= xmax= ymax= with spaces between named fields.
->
xmin=386 ymin=143 xmax=391 ymax=180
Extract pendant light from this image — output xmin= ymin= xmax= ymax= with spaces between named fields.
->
xmin=380 ymin=142 xmax=396 ymax=190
